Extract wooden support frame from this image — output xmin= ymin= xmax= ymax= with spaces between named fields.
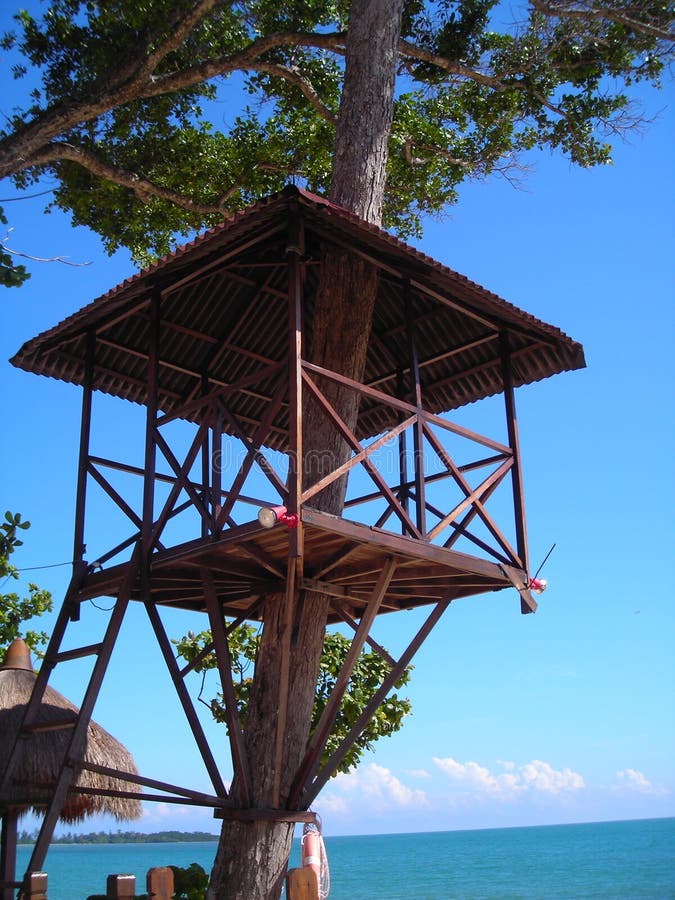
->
xmin=201 ymin=569 xmax=252 ymax=806
xmin=300 ymin=595 xmax=453 ymax=808
xmin=9 ymin=194 xmax=556 ymax=889
xmin=287 ymin=559 xmax=397 ymax=808
xmin=19 ymin=549 xmax=139 ymax=887
xmin=65 ymin=282 xmax=527 ymax=597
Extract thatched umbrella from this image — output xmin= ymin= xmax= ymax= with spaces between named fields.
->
xmin=0 ymin=639 xmax=142 ymax=894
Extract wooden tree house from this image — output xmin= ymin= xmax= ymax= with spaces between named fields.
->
xmin=3 ymin=187 xmax=584 ymax=888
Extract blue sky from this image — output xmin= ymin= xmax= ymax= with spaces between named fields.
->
xmin=1 ymin=14 xmax=674 ymax=838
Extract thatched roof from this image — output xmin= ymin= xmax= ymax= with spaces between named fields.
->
xmin=0 ymin=640 xmax=141 ymax=822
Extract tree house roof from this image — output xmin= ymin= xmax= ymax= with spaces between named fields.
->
xmin=11 ymin=186 xmax=584 ymax=451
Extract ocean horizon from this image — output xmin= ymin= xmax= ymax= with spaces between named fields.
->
xmin=15 ymin=816 xmax=675 ymax=898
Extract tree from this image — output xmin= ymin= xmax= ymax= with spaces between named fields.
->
xmin=1 ymin=1 xmax=672 ymax=896
xmin=174 ymin=626 xmax=412 ymax=775
xmin=0 ymin=511 xmax=53 ymax=656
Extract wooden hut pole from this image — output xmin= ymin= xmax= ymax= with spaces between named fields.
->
xmin=72 ymin=330 xmax=95 ymax=573
xmin=404 ymin=282 xmax=426 ymax=536
xmin=200 ymin=374 xmax=211 ymax=539
xmin=499 ymin=331 xmax=529 ymax=576
xmin=396 ymin=368 xmax=410 ymax=532
xmin=271 ymin=205 xmax=305 ymax=805
xmin=286 ymin=201 xmax=305 ymax=559
xmin=0 ymin=808 xmax=18 ymax=900
xmin=141 ymin=291 xmax=160 ymax=575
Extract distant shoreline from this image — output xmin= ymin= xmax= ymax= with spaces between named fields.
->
xmin=17 ymin=830 xmax=219 ymax=845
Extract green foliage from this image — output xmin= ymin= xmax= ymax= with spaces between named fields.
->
xmin=0 ymin=511 xmax=53 ymax=657
xmin=1 ymin=1 xmax=671 ymax=273
xmin=171 ymin=862 xmax=209 ymax=900
xmin=316 ymin=632 xmax=412 ymax=772
xmin=173 ymin=625 xmax=412 ymax=776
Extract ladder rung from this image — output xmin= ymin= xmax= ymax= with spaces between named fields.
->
xmin=23 ymin=718 xmax=77 ymax=735
xmin=52 ymin=642 xmax=103 ymax=663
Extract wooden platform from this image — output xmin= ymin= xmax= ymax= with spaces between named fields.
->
xmin=76 ymin=507 xmax=532 ymax=619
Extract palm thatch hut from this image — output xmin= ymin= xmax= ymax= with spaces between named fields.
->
xmin=0 ymin=639 xmax=141 ymax=896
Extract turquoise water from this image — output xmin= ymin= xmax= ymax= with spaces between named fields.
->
xmin=16 ymin=817 xmax=675 ymax=899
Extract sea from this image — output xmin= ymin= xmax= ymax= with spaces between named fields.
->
xmin=15 ymin=817 xmax=675 ymax=899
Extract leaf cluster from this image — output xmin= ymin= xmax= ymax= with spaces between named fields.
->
xmin=0 ymin=511 xmax=53 ymax=657
xmin=173 ymin=624 xmax=412 ymax=777
xmin=0 ymin=0 xmax=672 ymax=272
xmin=170 ymin=862 xmax=209 ymax=900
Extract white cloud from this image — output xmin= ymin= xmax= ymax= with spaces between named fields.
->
xmin=318 ymin=763 xmax=427 ymax=815
xmin=316 ymin=794 xmax=350 ymax=815
xmin=519 ymin=760 xmax=585 ymax=794
xmin=407 ymin=768 xmax=432 ymax=779
xmin=433 ymin=757 xmax=585 ymax=797
xmin=615 ymin=769 xmax=658 ymax=794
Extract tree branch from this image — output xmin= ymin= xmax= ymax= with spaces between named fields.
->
xmin=397 ymin=38 xmax=510 ymax=89
xmin=254 ymin=63 xmax=338 ymax=125
xmin=0 ymin=30 xmax=346 ymax=180
xmin=138 ymin=0 xmax=226 ymax=81
xmin=403 ymin=138 xmax=472 ymax=168
xmin=529 ymin=0 xmax=675 ymax=43
xmin=26 ymin=141 xmax=237 ymax=214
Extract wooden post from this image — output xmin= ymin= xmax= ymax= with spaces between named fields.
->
xmin=405 ymin=283 xmax=426 ymax=537
xmin=286 ymin=201 xmax=305 ymax=560
xmin=146 ymin=866 xmax=174 ymax=899
xmin=106 ymin=873 xmax=135 ymax=899
xmin=72 ymin=330 xmax=95 ymax=569
xmin=286 ymin=867 xmax=319 ymax=900
xmin=499 ymin=331 xmax=529 ymax=575
xmin=23 ymin=872 xmax=47 ymax=900
xmin=141 ymin=291 xmax=160 ymax=589
xmin=1 ymin=809 xmax=18 ymax=900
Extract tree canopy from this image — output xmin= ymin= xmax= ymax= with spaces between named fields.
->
xmin=1 ymin=0 xmax=672 ymax=282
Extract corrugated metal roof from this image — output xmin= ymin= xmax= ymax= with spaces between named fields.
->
xmin=10 ymin=186 xmax=585 ymax=449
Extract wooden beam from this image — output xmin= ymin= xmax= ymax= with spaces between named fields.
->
xmin=422 ymin=424 xmax=521 ymax=567
xmin=287 ymin=559 xmax=397 ymax=807
xmin=302 ymin=360 xmax=511 ymax=454
xmin=72 ymin=331 xmax=94 ymax=571
xmin=500 ymin=331 xmax=529 ymax=578
xmin=79 ymin=761 xmax=224 ymax=806
xmin=144 ymin=601 xmax=228 ymax=798
xmin=202 ymin=569 xmax=253 ymax=807
xmin=272 ymin=558 xmax=296 ymax=806
xmin=302 ymin=597 xmax=452 ymax=807
xmin=301 ymin=507 xmax=510 ymax=580
xmin=302 ymin=372 xmax=422 ymax=538
xmin=215 ymin=396 xmax=288 ymax=502
xmin=425 ymin=457 xmax=513 ymax=542
xmin=216 ymin=377 xmax=288 ymax=529
xmin=156 ymin=361 xmax=285 ymax=427
xmin=301 ymin=415 xmax=415 ymax=504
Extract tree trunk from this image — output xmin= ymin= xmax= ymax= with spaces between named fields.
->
xmin=207 ymin=2 xmax=405 ymax=896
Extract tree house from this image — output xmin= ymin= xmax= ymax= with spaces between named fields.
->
xmin=3 ymin=187 xmax=584 ymax=887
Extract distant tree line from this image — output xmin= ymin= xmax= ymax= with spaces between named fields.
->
xmin=17 ymin=830 xmax=218 ymax=845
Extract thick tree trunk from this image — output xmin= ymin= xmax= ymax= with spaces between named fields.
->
xmin=207 ymin=2 xmax=405 ymax=897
